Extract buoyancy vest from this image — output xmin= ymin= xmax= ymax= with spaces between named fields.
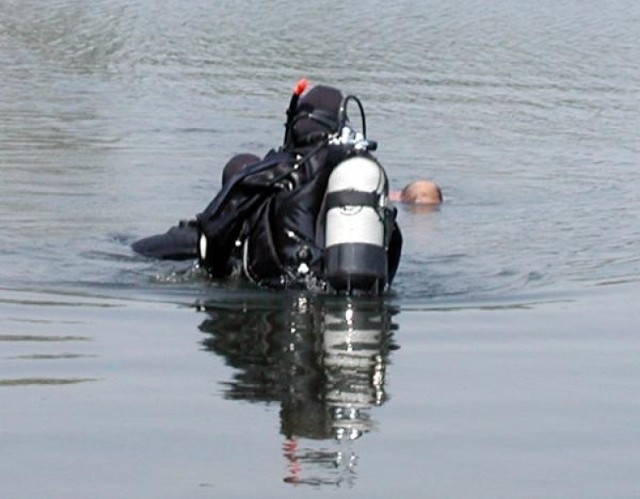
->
xmin=195 ymin=149 xmax=293 ymax=278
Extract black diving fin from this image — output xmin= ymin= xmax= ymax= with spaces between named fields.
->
xmin=132 ymin=220 xmax=199 ymax=261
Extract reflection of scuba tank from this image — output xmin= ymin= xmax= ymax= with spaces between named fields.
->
xmin=198 ymin=293 xmax=397 ymax=486
xmin=323 ymin=300 xmax=389 ymax=440
xmin=324 ymin=155 xmax=389 ymax=294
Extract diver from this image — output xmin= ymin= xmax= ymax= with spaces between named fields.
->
xmin=390 ymin=179 xmax=443 ymax=205
xmin=132 ymin=80 xmax=403 ymax=295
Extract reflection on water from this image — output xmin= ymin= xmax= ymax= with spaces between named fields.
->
xmin=198 ymin=294 xmax=398 ymax=487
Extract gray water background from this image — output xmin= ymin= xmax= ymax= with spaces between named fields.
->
xmin=1 ymin=0 xmax=639 ymax=497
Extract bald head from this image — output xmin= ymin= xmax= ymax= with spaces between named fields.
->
xmin=397 ymin=180 xmax=443 ymax=205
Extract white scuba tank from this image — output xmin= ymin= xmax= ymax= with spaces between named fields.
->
xmin=323 ymin=156 xmax=388 ymax=293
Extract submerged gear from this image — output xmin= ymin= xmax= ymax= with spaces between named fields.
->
xmin=134 ymin=82 xmax=402 ymax=295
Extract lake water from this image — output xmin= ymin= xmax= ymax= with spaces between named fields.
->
xmin=1 ymin=0 xmax=639 ymax=497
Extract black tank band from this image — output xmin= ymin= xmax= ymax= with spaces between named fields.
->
xmin=325 ymin=190 xmax=380 ymax=210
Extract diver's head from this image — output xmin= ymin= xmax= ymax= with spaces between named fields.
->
xmin=395 ymin=180 xmax=443 ymax=205
xmin=290 ymin=85 xmax=344 ymax=146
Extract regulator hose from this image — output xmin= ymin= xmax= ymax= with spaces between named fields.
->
xmin=338 ymin=95 xmax=367 ymax=138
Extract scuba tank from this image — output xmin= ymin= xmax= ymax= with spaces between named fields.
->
xmin=323 ymin=155 xmax=390 ymax=294
xmin=322 ymin=96 xmax=392 ymax=294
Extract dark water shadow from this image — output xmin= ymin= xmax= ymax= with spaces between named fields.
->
xmin=197 ymin=293 xmax=399 ymax=487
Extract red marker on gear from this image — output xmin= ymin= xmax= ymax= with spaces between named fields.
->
xmin=293 ymin=78 xmax=308 ymax=96
xmin=283 ymin=78 xmax=309 ymax=146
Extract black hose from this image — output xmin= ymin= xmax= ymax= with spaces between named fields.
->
xmin=338 ymin=95 xmax=367 ymax=138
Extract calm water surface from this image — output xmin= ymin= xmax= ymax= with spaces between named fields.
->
xmin=1 ymin=0 xmax=639 ymax=497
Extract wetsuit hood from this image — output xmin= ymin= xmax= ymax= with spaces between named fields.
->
xmin=221 ymin=153 xmax=261 ymax=185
